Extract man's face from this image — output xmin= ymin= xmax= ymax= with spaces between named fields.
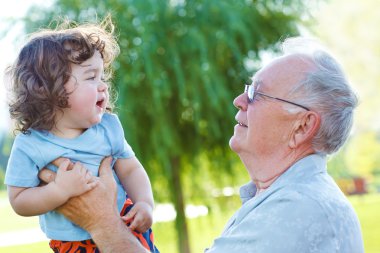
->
xmin=229 ymin=55 xmax=311 ymax=159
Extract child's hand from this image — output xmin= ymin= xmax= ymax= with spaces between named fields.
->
xmin=122 ymin=201 xmax=153 ymax=233
xmin=54 ymin=159 xmax=98 ymax=199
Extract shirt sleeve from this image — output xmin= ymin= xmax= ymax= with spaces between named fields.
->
xmin=206 ymin=191 xmax=335 ymax=253
xmin=4 ymin=135 xmax=41 ymax=187
xmin=103 ymin=113 xmax=135 ymax=159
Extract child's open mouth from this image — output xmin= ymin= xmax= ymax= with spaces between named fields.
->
xmin=96 ymin=98 xmax=105 ymax=108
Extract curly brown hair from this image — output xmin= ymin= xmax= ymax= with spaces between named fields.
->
xmin=6 ymin=16 xmax=120 ymax=134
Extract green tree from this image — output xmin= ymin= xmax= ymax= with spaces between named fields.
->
xmin=23 ymin=1 xmax=310 ymax=252
xmin=345 ymin=132 xmax=380 ymax=179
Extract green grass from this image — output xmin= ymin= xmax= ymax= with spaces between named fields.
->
xmin=153 ymin=205 xmax=237 ymax=253
xmin=0 ymin=190 xmax=40 ymax=233
xmin=1 ymin=242 xmax=50 ymax=253
xmin=0 ymin=193 xmax=379 ymax=253
xmin=349 ymin=194 xmax=380 ymax=252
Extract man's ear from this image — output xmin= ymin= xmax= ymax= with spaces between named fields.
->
xmin=289 ymin=111 xmax=320 ymax=149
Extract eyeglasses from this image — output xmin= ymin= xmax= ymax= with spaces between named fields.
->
xmin=244 ymin=84 xmax=310 ymax=111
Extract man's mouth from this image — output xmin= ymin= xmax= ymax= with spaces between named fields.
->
xmin=238 ymin=121 xmax=248 ymax=128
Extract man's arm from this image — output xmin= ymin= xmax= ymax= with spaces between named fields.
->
xmin=39 ymin=157 xmax=148 ymax=253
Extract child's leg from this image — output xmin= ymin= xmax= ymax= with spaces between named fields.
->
xmin=120 ymin=195 xmax=160 ymax=253
xmin=49 ymin=239 xmax=99 ymax=253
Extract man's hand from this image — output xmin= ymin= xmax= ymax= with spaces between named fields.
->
xmin=38 ymin=157 xmax=149 ymax=253
xmin=38 ymin=158 xmax=98 ymax=203
xmin=122 ymin=201 xmax=153 ymax=233
xmin=38 ymin=157 xmax=117 ymax=230
xmin=38 ymin=157 xmax=72 ymax=184
xmin=58 ymin=157 xmax=119 ymax=230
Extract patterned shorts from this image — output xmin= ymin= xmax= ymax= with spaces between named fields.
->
xmin=49 ymin=196 xmax=159 ymax=253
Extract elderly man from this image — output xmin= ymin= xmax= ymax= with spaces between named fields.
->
xmin=39 ymin=37 xmax=364 ymax=253
xmin=206 ymin=37 xmax=364 ymax=252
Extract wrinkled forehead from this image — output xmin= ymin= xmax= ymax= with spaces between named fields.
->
xmin=251 ymin=54 xmax=315 ymax=92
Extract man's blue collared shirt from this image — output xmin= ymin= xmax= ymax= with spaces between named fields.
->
xmin=205 ymin=154 xmax=364 ymax=253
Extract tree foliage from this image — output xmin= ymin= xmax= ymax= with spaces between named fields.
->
xmin=345 ymin=132 xmax=380 ymax=179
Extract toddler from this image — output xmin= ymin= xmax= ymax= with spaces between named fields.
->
xmin=4 ymin=17 xmax=158 ymax=253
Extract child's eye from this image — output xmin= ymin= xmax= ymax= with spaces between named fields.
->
xmin=86 ymin=76 xmax=96 ymax=81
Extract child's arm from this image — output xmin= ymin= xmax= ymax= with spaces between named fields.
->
xmin=114 ymin=157 xmax=154 ymax=232
xmin=8 ymin=159 xmax=98 ymax=216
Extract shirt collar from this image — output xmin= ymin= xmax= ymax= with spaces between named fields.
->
xmin=239 ymin=154 xmax=327 ymax=203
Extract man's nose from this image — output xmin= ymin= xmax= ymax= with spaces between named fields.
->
xmin=233 ymin=93 xmax=248 ymax=111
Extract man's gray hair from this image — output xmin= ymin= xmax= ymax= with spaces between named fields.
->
xmin=282 ymin=37 xmax=358 ymax=155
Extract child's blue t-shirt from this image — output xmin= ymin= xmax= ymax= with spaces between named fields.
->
xmin=4 ymin=113 xmax=135 ymax=241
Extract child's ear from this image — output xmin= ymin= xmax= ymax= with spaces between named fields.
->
xmin=289 ymin=111 xmax=320 ymax=149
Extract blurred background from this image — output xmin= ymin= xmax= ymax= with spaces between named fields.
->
xmin=0 ymin=0 xmax=379 ymax=252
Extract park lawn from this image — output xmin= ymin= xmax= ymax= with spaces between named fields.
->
xmin=349 ymin=193 xmax=380 ymax=252
xmin=0 ymin=193 xmax=379 ymax=253
xmin=0 ymin=208 xmax=235 ymax=253
xmin=0 ymin=241 xmax=50 ymax=253
xmin=0 ymin=191 xmax=40 ymax=233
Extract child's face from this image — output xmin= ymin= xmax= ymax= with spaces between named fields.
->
xmin=59 ymin=50 xmax=109 ymax=130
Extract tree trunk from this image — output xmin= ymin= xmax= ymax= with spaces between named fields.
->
xmin=170 ymin=156 xmax=191 ymax=253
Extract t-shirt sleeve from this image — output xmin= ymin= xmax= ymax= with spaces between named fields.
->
xmin=4 ymin=135 xmax=41 ymax=187
xmin=103 ymin=113 xmax=135 ymax=159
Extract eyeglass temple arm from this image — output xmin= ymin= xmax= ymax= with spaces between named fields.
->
xmin=257 ymin=92 xmax=310 ymax=111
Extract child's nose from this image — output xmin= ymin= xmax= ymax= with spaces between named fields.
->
xmin=98 ymin=81 xmax=108 ymax=91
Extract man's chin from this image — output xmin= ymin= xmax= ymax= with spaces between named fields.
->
xmin=229 ymin=137 xmax=241 ymax=153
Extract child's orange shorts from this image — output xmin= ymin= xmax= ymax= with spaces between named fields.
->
xmin=49 ymin=197 xmax=159 ymax=253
